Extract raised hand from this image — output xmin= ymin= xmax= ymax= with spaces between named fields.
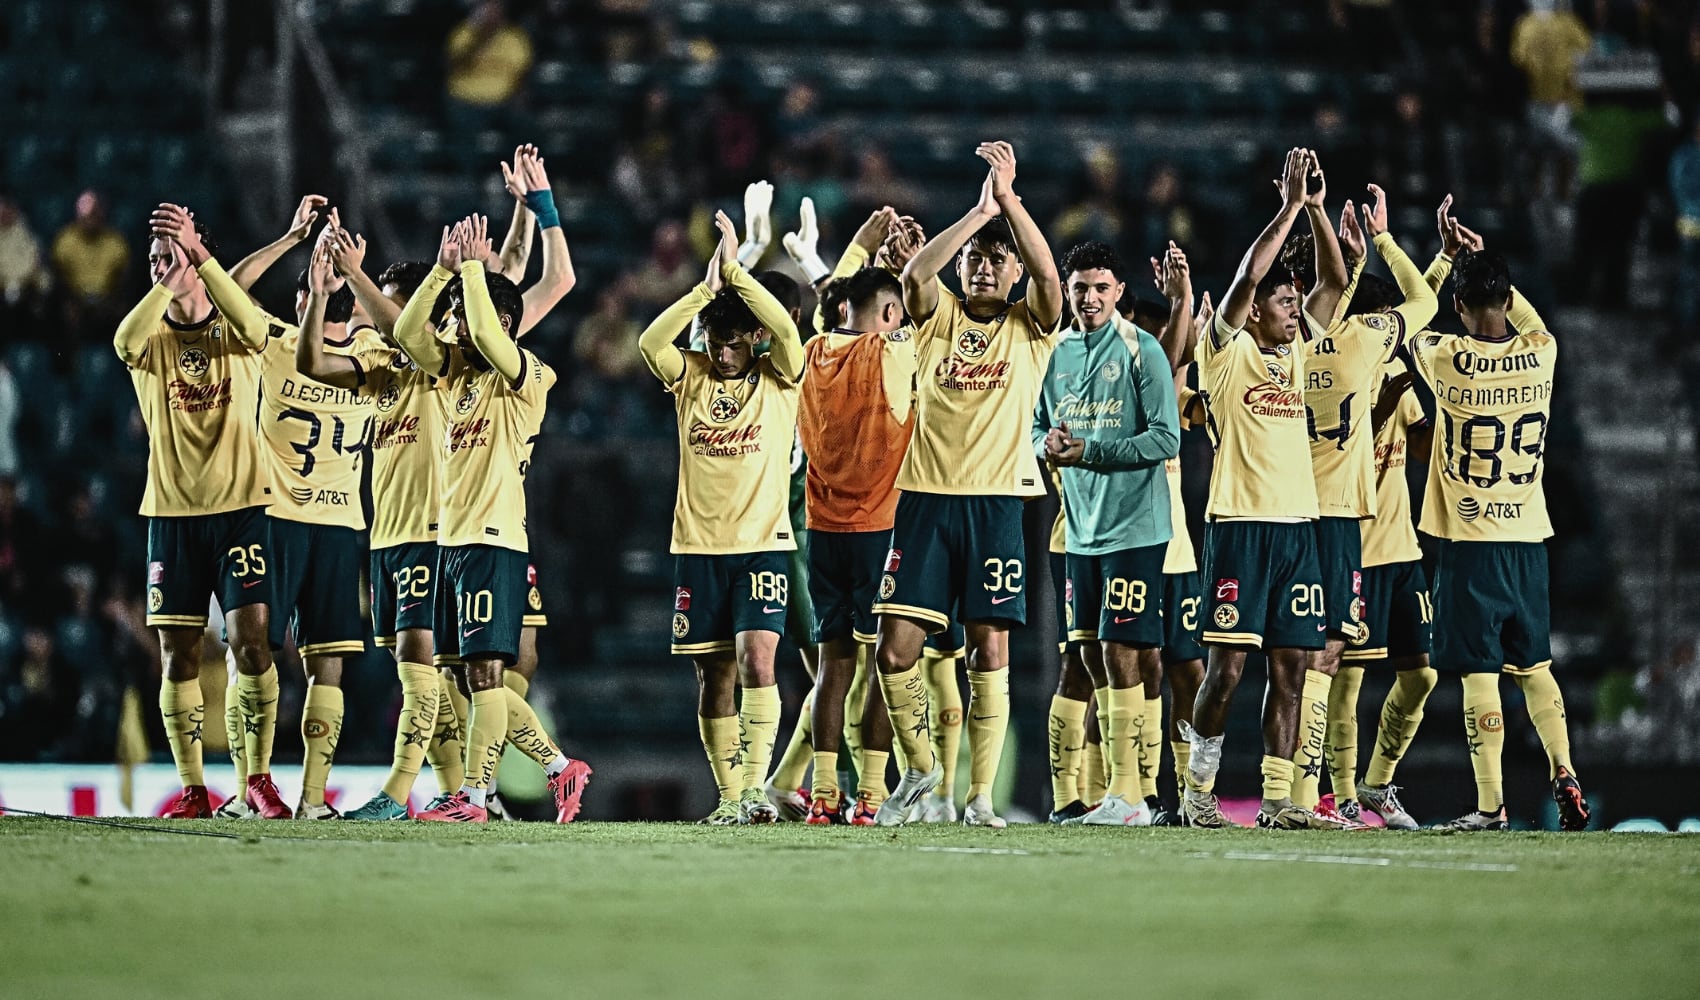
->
xmin=1456 ymin=221 xmax=1485 ymax=252
xmin=976 ymin=141 xmax=1017 ymax=202
xmin=286 ymin=194 xmax=329 ymax=242
xmin=1338 ymin=197 xmax=1367 ymax=262
xmin=459 ymin=214 xmax=494 ymax=268
xmin=326 ymin=227 xmax=367 ymax=278
xmin=743 ymin=179 xmax=774 ymax=247
xmin=437 ymin=222 xmax=464 ymax=272
xmin=973 ymin=167 xmax=1001 ymax=219
xmin=1160 ymin=241 xmax=1191 ymax=301
xmin=150 ymin=203 xmax=208 ymax=264
xmin=1302 ymin=149 xmax=1326 ymax=208
xmin=1360 ymin=182 xmax=1389 ymax=238
xmin=781 ymin=196 xmax=819 ymax=261
xmin=876 ymin=215 xmax=926 ymax=271
xmin=307 ymin=243 xmax=338 ymax=296
xmin=501 ymin=143 xmax=540 ymax=198
xmin=850 ymin=206 xmax=898 ymax=255
xmin=517 ymin=148 xmax=549 ymax=193
xmin=1191 ymin=289 xmax=1214 ymax=346
xmin=158 ymin=239 xmax=198 ymax=297
xmin=713 ymin=209 xmax=739 ymax=267
xmin=1279 ymin=148 xmax=1309 ymax=209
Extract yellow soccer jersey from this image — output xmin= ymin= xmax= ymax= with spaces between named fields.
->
xmin=121 ymin=293 xmax=270 ymax=517
xmin=1302 ymin=310 xmax=1404 ymax=518
xmin=1360 ymin=378 xmax=1426 ymax=567
xmin=668 ymin=352 xmax=800 ymax=555
xmin=1410 ymin=297 xmax=1556 ymax=543
xmin=354 ymin=347 xmax=442 ymax=549
xmin=1163 ymin=387 xmax=1198 ymax=574
xmin=437 ymin=346 xmax=554 ymax=553
xmin=897 ymin=291 xmax=1057 ymax=497
xmin=1196 ymin=313 xmax=1319 ymax=520
xmin=259 ymin=321 xmax=381 ymax=529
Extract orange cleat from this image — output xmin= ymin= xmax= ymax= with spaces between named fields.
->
xmin=414 ymin=791 xmax=488 ymax=823
xmin=163 ymin=785 xmax=213 ymax=818
xmin=549 ymin=759 xmax=593 ymax=823
xmin=244 ymin=774 xmax=292 ymax=819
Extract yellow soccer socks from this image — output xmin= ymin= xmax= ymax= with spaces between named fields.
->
xmin=1047 ymin=695 xmax=1089 ymax=809
xmin=1516 ymin=668 xmax=1574 ymax=780
xmin=1364 ymin=667 xmax=1437 ymax=787
xmin=738 ymin=685 xmax=782 ymax=793
xmin=770 ymin=691 xmax=815 ymax=793
xmin=1462 ymin=673 xmax=1505 ymax=813
xmin=810 ymin=750 xmax=840 ymax=803
xmin=382 ymin=662 xmax=441 ymax=803
xmin=1260 ymin=754 xmax=1295 ymax=806
xmin=1325 ymin=666 xmax=1364 ymax=804
xmin=1104 ymin=685 xmax=1144 ymax=802
xmin=299 ymin=684 xmax=344 ymax=808
xmin=1138 ymin=691 xmax=1162 ymax=802
xmin=426 ymin=672 xmax=467 ymax=794
xmin=699 ymin=714 xmax=743 ymax=803
xmin=236 ymin=666 xmax=279 ymax=777
xmin=878 ymin=664 xmax=936 ymax=774
xmin=965 ymin=669 xmax=1010 ymax=801
xmin=505 ymin=683 xmax=567 ymax=774
xmin=922 ymin=652 xmax=963 ymax=799
xmin=1172 ymin=740 xmax=1192 ymax=796
xmin=223 ymin=680 xmax=246 ymax=785
xmin=461 ymin=688 xmax=507 ymax=804
xmin=160 ymin=678 xmax=205 ymax=788
xmin=857 ymin=749 xmax=891 ymax=809
xmin=1291 ymin=669 xmax=1331 ymax=809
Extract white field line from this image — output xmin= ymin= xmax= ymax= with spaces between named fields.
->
xmin=1190 ymin=850 xmax=1518 ymax=872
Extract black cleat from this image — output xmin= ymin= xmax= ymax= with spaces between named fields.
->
xmin=1553 ymin=767 xmax=1590 ymax=831
xmin=1147 ymin=796 xmax=1179 ymax=826
xmin=1048 ymin=800 xmax=1090 ymax=824
xmin=1440 ymin=807 xmax=1508 ymax=831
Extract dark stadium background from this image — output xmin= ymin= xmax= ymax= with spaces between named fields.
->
xmin=2 ymin=0 xmax=1698 ymax=826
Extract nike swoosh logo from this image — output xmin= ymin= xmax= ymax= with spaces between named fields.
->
xmin=762 ymin=606 xmax=784 ymax=614
xmin=990 ymin=595 xmax=1019 ymax=604
xmin=464 ymin=626 xmax=485 ymax=636
xmin=1316 ymin=624 xmax=1327 ymax=631
xmin=400 ymin=602 xmax=422 ymax=613
xmin=971 ymin=714 xmax=999 ymax=721
xmin=242 ymin=580 xmax=263 ymax=589
xmin=1114 ymin=616 xmax=1137 ymax=624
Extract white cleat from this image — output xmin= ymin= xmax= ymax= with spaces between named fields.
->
xmin=763 ymin=781 xmax=810 ymax=822
xmin=919 ymin=792 xmax=957 ymax=824
xmin=294 ymin=799 xmax=341 ymax=820
xmin=875 ymin=765 xmax=942 ymax=826
xmin=1358 ymin=783 xmax=1418 ymax=830
xmin=1080 ymin=793 xmax=1151 ymax=826
xmin=213 ymin=794 xmax=257 ymax=819
xmin=961 ymin=793 xmax=1007 ymax=829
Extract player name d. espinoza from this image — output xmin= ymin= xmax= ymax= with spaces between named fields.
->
xmin=277 ymin=375 xmax=367 ymax=406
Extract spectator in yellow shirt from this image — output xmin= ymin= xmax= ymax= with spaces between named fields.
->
xmin=51 ymin=190 xmax=128 ymax=304
xmin=1512 ymin=0 xmax=1593 ymax=200
xmin=446 ymin=0 xmax=533 ymax=108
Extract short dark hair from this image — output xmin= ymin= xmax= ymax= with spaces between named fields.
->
xmin=962 ymin=217 xmax=1019 ymax=261
xmin=754 ymin=270 xmax=801 ymax=316
xmin=377 ymin=260 xmax=432 ymax=298
xmin=148 ymin=218 xmax=218 ymax=259
xmin=297 ymin=267 xmax=356 ymax=324
xmin=700 ymin=287 xmax=762 ymax=340
xmin=841 ymin=266 xmax=902 ymax=316
xmin=818 ymin=276 xmax=850 ymax=331
xmin=1344 ymin=273 xmax=1401 ymax=316
xmin=447 ymin=272 xmax=526 ymax=339
xmin=1255 ymin=266 xmax=1297 ymax=302
xmin=1279 ymin=231 xmax=1315 ymax=290
xmin=1453 ymin=249 xmax=1512 ymax=310
xmin=1130 ymin=297 xmax=1168 ymax=332
xmin=1059 ymin=240 xmax=1121 ymax=281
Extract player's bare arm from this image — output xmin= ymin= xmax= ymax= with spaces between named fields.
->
xmin=494 ymin=143 xmax=539 ymax=280
xmin=230 ymin=193 xmax=327 ymax=292
xmin=979 ymin=140 xmax=1062 ymax=330
xmin=325 ymin=226 xmax=400 ymax=336
xmin=392 ymin=221 xmax=461 ymax=375
xmin=1301 ymin=151 xmax=1350 ymax=325
xmin=1153 ymin=241 xmax=1196 ymax=370
xmin=1218 ymin=148 xmax=1310 ymax=335
xmin=900 ymin=162 xmax=1001 ymax=322
xmin=296 ymin=243 xmax=362 ymax=390
xmin=512 ymin=148 xmax=577 ymax=335
xmin=150 ymin=202 xmax=269 ymax=350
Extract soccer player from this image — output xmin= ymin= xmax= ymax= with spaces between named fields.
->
xmin=115 ymin=216 xmax=289 ymax=820
xmin=392 ymin=219 xmax=591 ymax=823
xmin=873 ymin=141 xmax=1063 ymax=828
xmin=640 ymin=210 xmax=803 ymax=825
xmin=1181 ymin=149 xmax=1345 ymax=830
xmin=154 ymin=202 xmax=381 ymax=820
xmin=1286 ymin=180 xmax=1438 ymax=817
xmin=1034 ymin=240 xmax=1180 ymax=827
xmin=1408 ymin=246 xmax=1589 ymax=832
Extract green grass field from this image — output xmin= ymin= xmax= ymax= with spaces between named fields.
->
xmin=3 ymin=817 xmax=1696 ymax=999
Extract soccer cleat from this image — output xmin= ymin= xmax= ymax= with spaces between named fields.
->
xmin=1180 ymin=791 xmax=1231 ymax=828
xmin=1147 ymin=796 xmax=1179 ymax=826
xmin=422 ymin=793 xmax=457 ymax=813
xmin=875 ymin=765 xmax=943 ymax=826
xmin=962 ymin=794 xmax=1007 ymax=829
xmin=213 ymin=794 xmax=257 ymax=820
xmin=549 ymin=758 xmax=593 ymax=824
xmin=1081 ymin=793 xmax=1151 ymax=826
xmin=415 ymin=791 xmax=488 ymax=823
xmin=343 ymin=792 xmax=409 ymax=821
xmin=1358 ymin=783 xmax=1418 ymax=830
xmin=805 ymin=796 xmax=842 ymax=825
xmin=295 ymin=799 xmax=341 ymax=820
xmin=919 ymin=792 xmax=957 ymax=824
xmin=1256 ymin=803 xmax=1350 ymax=830
xmin=738 ymin=788 xmax=778 ymax=825
xmin=1048 ymin=800 xmax=1090 ymax=825
xmin=763 ymin=780 xmax=809 ymax=822
xmin=699 ymin=799 xmax=741 ymax=825
xmin=1313 ymin=794 xmax=1367 ymax=830
xmin=163 ymin=786 xmax=213 ymax=819
xmin=244 ymin=774 xmax=292 ymax=820
xmin=1553 ymin=766 xmax=1590 ymax=831
xmin=849 ymin=795 xmax=879 ymax=826
xmin=1442 ymin=807 xmax=1508 ymax=831
xmin=485 ymin=792 xmax=510 ymax=821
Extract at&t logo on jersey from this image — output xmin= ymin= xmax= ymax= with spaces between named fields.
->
xmin=956 ymin=328 xmax=990 ymax=359
xmin=709 ymin=394 xmax=742 ymax=422
xmin=179 ymin=347 xmax=210 ymax=378
xmin=1456 ymin=495 xmax=1522 ymax=522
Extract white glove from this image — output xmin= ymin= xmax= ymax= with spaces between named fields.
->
xmin=781 ymin=197 xmax=829 ymax=284
xmin=736 ymin=179 xmax=773 ymax=268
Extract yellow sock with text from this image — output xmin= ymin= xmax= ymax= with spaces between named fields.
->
xmin=922 ymin=652 xmax=963 ymax=797
xmin=1048 ymin=695 xmax=1089 ymax=809
xmin=462 ymin=688 xmax=507 ymax=799
xmin=1104 ymin=685 xmax=1144 ymax=801
xmin=698 ymin=714 xmax=742 ymax=802
xmin=878 ymin=665 xmax=935 ymax=773
xmin=1138 ymin=693 xmax=1162 ymax=801
xmin=160 ymin=679 xmax=205 ymax=787
xmin=1364 ymin=667 xmax=1436 ymax=787
xmin=236 ymin=667 xmax=279 ymax=777
xmin=1325 ymin=666 xmax=1364 ymax=802
xmin=1462 ymin=673 xmax=1505 ymax=813
xmin=300 ymin=685 xmax=344 ymax=807
xmin=223 ymin=682 xmax=246 ymax=785
xmin=382 ymin=662 xmax=441 ymax=802
xmin=1290 ymin=670 xmax=1331 ymax=809
xmin=426 ymin=673 xmax=467 ymax=794
xmin=1516 ymin=668 xmax=1574 ymax=780
xmin=770 ymin=691 xmax=815 ymax=792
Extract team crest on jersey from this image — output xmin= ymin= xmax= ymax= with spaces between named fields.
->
xmin=879 ymin=574 xmax=897 ymax=601
xmin=375 ymin=383 xmax=401 ymax=412
xmin=1213 ymin=603 xmax=1240 ymax=630
xmin=147 ymin=585 xmax=164 ymax=613
xmin=1456 ymin=496 xmax=1481 ymax=522
xmin=179 ymin=347 xmax=210 ymax=378
xmin=956 ymin=328 xmax=990 ymax=359
xmin=709 ymin=394 xmax=741 ymax=422
xmin=1099 ymin=359 xmax=1123 ymax=383
xmin=672 ymin=613 xmax=690 ymax=639
xmin=528 ymin=586 xmax=542 ymax=611
xmin=674 ymin=587 xmax=691 ymax=612
xmin=1264 ymin=360 xmax=1290 ymax=388
xmin=456 ymin=386 xmax=479 ymax=414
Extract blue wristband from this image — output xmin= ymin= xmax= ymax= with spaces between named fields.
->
xmin=523 ymin=189 xmax=560 ymax=229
